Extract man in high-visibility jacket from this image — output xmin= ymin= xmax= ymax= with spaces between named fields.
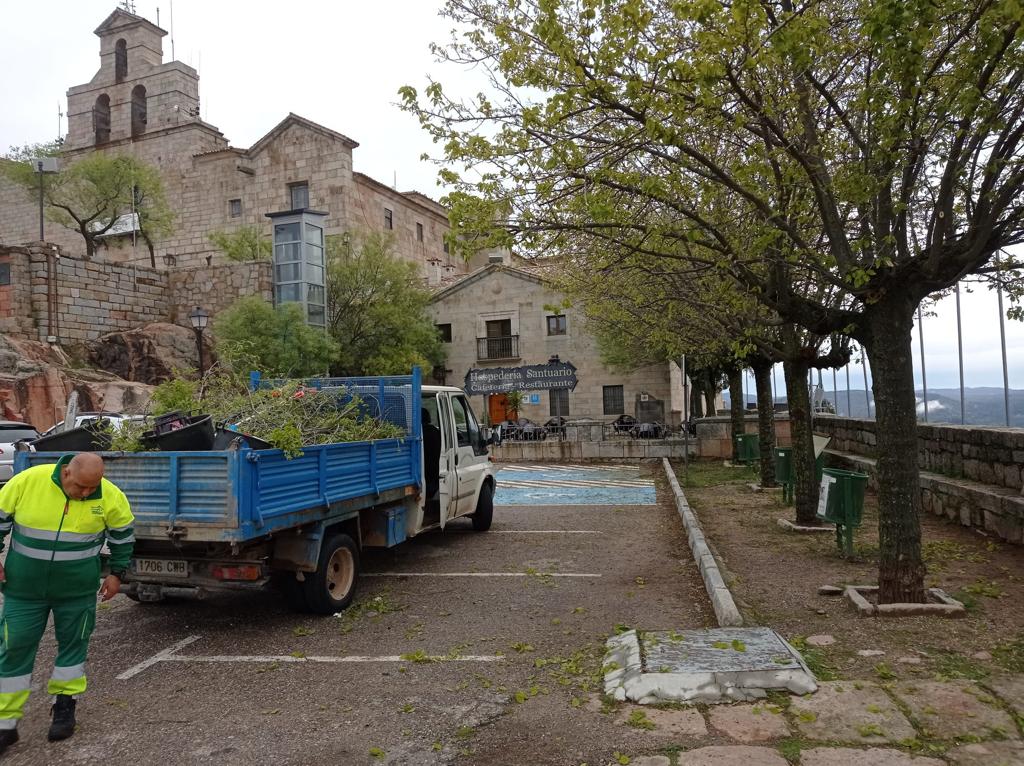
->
xmin=0 ymin=453 xmax=134 ymax=754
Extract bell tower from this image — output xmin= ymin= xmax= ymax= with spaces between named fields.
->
xmin=65 ymin=8 xmax=201 ymax=151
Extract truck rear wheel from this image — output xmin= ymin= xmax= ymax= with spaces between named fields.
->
xmin=471 ymin=483 xmax=494 ymax=532
xmin=297 ymin=532 xmax=360 ymax=614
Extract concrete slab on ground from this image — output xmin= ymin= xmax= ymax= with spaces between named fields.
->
xmin=946 ymin=740 xmax=1024 ymax=765
xmin=605 ymin=627 xmax=816 ymax=704
xmin=614 ymin=706 xmax=708 ymax=737
xmin=707 ymin=703 xmax=791 ymax=742
xmin=789 ymin=681 xmax=916 ymax=744
xmin=893 ymin=680 xmax=1019 ymax=741
xmin=799 ymin=747 xmax=945 ymax=766
xmin=676 ymin=745 xmax=789 ymax=766
xmin=985 ymin=674 xmax=1024 ymax=712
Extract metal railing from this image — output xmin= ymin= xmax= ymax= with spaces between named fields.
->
xmin=477 ymin=335 xmax=520 ymax=360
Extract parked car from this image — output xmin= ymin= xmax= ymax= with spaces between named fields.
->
xmin=0 ymin=421 xmax=41 ymax=483
xmin=41 ymin=412 xmax=147 ymax=437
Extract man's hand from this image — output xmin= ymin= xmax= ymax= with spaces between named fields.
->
xmin=99 ymin=574 xmax=121 ymax=601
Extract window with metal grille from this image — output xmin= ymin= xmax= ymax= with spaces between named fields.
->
xmin=0 ymin=263 xmax=10 ymax=286
xmin=603 ymin=385 xmax=624 ymax=415
xmin=550 ymin=389 xmax=569 ymax=417
xmin=384 ymin=208 xmax=393 ymax=229
xmin=416 ymin=222 xmax=424 ymax=241
xmin=436 ymin=323 xmax=452 ymax=342
xmin=229 ymin=199 xmax=242 ymax=218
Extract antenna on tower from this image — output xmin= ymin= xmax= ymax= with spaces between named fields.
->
xmin=169 ymin=0 xmax=175 ymax=60
xmin=156 ymin=6 xmax=160 ymax=27
xmin=119 ymin=0 xmax=137 ymax=13
xmin=57 ymin=103 xmax=64 ymax=142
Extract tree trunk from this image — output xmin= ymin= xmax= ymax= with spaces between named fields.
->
xmin=690 ymin=384 xmax=704 ymax=419
xmin=784 ymin=359 xmax=819 ymax=525
xmin=753 ymin=361 xmax=777 ymax=487
xmin=728 ymin=367 xmax=744 ymax=462
xmin=864 ymin=301 xmax=927 ymax=604
xmin=81 ymin=227 xmax=95 ymax=259
xmin=704 ymin=384 xmax=717 ymax=417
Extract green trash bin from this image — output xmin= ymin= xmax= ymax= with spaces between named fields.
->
xmin=735 ymin=433 xmax=759 ymax=465
xmin=818 ymin=467 xmax=868 ymax=557
xmin=774 ymin=446 xmax=794 ymax=503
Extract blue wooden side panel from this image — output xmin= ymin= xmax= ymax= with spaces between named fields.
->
xmin=247 ymin=438 xmax=415 ymax=528
xmin=16 ymin=451 xmax=238 ymax=529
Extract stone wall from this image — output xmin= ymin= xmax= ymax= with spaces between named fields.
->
xmin=695 ymin=415 xmax=793 ymax=458
xmin=167 ymin=260 xmax=273 ymax=324
xmin=814 ymin=415 xmax=1024 ymax=491
xmin=0 ymin=243 xmax=271 ymax=347
xmin=493 ymin=439 xmax=694 ymax=462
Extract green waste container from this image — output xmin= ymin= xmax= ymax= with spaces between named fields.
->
xmin=734 ymin=433 xmax=759 ymax=465
xmin=817 ymin=467 xmax=868 ymax=527
xmin=774 ymin=447 xmax=793 ymax=483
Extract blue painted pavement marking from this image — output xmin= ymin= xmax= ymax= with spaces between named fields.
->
xmin=494 ymin=464 xmax=657 ymax=506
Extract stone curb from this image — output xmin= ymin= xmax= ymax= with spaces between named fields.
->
xmin=663 ymin=458 xmax=744 ymax=627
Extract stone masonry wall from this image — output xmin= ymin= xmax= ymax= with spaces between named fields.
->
xmin=814 ymin=415 xmax=1024 ymax=491
xmin=167 ymin=260 xmax=273 ymax=324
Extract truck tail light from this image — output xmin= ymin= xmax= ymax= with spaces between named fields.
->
xmin=211 ymin=565 xmax=261 ymax=581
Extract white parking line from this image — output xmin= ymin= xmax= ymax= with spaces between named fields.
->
xmin=363 ymin=572 xmax=601 ymax=578
xmin=164 ymin=654 xmax=503 ymax=664
xmin=117 ymin=636 xmax=504 ymax=680
xmin=489 ymin=530 xmax=604 ymax=534
xmin=116 ymin=635 xmax=203 ymax=680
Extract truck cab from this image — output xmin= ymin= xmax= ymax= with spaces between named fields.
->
xmin=419 ymin=386 xmax=495 ymax=533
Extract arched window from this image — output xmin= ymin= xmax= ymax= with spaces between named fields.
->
xmin=131 ymin=85 xmax=147 ymax=137
xmin=94 ymin=94 xmax=111 ymax=145
xmin=115 ymin=39 xmax=128 ymax=83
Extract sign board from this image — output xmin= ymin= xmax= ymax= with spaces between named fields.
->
xmin=464 ymin=361 xmax=578 ymax=396
xmin=816 ymin=474 xmax=837 ymax=520
xmin=529 ymin=394 xmax=540 ymax=404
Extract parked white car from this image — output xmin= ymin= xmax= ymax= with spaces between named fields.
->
xmin=0 ymin=421 xmax=41 ymax=483
xmin=41 ymin=412 xmax=147 ymax=436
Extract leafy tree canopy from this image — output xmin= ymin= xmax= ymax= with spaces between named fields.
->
xmin=208 ymin=226 xmax=272 ymax=262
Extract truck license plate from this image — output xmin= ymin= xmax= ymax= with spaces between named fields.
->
xmin=132 ymin=558 xmax=188 ymax=578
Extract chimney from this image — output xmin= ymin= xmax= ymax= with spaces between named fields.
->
xmin=427 ymin=257 xmax=442 ymax=287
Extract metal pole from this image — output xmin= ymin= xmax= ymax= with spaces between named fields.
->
xmin=862 ymin=346 xmax=870 ymax=418
xmin=917 ymin=305 xmax=928 ymax=423
xmin=845 ymin=364 xmax=851 ymax=417
xmin=997 ymin=256 xmax=1011 ymax=426
xmin=832 ymin=367 xmax=838 ymax=416
xmin=37 ymin=161 xmax=44 ymax=241
xmin=950 ymin=280 xmax=966 ymax=423
xmin=682 ymin=355 xmax=689 ymax=470
xmin=194 ymin=329 xmax=205 ymax=375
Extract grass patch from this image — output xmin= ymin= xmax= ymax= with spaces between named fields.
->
xmin=789 ymin=637 xmax=840 ymax=681
xmin=778 ymin=738 xmax=804 ymax=761
xmin=993 ymin=637 xmax=1024 ymax=673
xmin=625 ymin=710 xmax=656 ymax=730
xmin=679 ymin=460 xmax=758 ymax=488
xmin=931 ymin=651 xmax=990 ymax=681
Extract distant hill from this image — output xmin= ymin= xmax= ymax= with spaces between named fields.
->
xmin=727 ymin=387 xmax=1024 ymax=427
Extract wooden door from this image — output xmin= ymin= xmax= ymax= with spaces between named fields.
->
xmin=489 ymin=393 xmax=515 ymax=424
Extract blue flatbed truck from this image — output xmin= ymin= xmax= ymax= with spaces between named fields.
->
xmin=15 ymin=371 xmax=499 ymax=614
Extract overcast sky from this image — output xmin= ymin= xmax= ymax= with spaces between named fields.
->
xmin=2 ymin=0 xmax=1021 ymax=391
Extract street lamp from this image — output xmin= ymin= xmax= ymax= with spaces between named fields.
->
xmin=29 ymin=156 xmax=59 ymax=241
xmin=188 ymin=306 xmax=209 ymax=375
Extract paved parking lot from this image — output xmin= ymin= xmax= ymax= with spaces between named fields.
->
xmin=1 ymin=463 xmax=712 ymax=765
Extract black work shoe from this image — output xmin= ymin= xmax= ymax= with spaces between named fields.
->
xmin=0 ymin=727 xmax=19 ymax=754
xmin=47 ymin=696 xmax=76 ymax=741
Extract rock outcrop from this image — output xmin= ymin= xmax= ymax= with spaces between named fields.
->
xmin=87 ymin=322 xmax=213 ymax=384
xmin=0 ymin=335 xmax=151 ymax=430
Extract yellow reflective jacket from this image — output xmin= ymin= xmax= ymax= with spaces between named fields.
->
xmin=0 ymin=456 xmax=135 ymax=599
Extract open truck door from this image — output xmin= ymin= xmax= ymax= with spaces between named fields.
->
xmin=436 ymin=393 xmax=459 ymax=529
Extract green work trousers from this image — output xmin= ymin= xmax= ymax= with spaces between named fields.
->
xmin=0 ymin=594 xmax=96 ymax=730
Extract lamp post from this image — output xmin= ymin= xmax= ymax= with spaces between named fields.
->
xmin=189 ymin=306 xmax=209 ymax=375
xmin=29 ymin=156 xmax=59 ymax=241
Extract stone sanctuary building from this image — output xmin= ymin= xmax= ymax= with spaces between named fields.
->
xmin=0 ymin=8 xmax=473 ymax=280
xmin=428 ymin=254 xmax=689 ymax=428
